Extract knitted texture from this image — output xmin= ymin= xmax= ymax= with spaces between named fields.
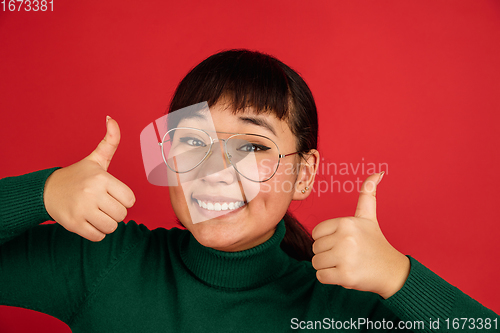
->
xmin=0 ymin=168 xmax=498 ymax=332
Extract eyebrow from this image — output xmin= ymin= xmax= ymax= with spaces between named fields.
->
xmin=181 ymin=111 xmax=207 ymax=121
xmin=238 ymin=116 xmax=276 ymax=137
xmin=177 ymin=112 xmax=277 ymax=137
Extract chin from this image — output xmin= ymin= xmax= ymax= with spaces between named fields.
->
xmin=190 ymin=223 xmax=248 ymax=251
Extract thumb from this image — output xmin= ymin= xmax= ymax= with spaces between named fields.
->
xmin=88 ymin=116 xmax=121 ymax=171
xmin=354 ymin=171 xmax=384 ymax=221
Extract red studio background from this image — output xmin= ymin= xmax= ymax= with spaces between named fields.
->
xmin=1 ymin=0 xmax=499 ymax=331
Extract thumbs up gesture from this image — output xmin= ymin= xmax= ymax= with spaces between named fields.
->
xmin=43 ymin=117 xmax=136 ymax=242
xmin=311 ymin=172 xmax=410 ymax=299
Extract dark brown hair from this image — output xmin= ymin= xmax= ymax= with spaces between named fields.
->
xmin=168 ymin=49 xmax=318 ymax=261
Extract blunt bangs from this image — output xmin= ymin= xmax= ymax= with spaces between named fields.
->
xmin=168 ymin=49 xmax=292 ymax=121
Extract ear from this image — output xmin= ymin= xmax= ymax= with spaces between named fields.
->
xmin=292 ymin=149 xmax=320 ymax=200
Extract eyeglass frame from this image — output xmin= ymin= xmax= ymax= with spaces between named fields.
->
xmin=158 ymin=127 xmax=302 ymax=183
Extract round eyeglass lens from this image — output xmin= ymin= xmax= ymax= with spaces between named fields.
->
xmin=225 ymin=134 xmax=280 ymax=182
xmin=162 ymin=128 xmax=212 ymax=173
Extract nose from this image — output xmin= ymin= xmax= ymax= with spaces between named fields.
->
xmin=198 ymin=140 xmax=237 ymax=184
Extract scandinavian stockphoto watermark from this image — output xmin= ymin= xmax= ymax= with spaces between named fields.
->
xmin=259 ymin=157 xmax=388 ymax=196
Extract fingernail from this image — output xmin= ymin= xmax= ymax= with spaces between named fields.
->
xmin=106 ymin=116 xmax=111 ymax=124
xmin=377 ymin=171 xmax=385 ymax=185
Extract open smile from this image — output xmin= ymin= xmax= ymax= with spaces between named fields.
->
xmin=190 ymin=194 xmax=247 ymax=218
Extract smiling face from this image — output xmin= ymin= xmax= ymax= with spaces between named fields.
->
xmin=168 ymin=102 xmax=307 ymax=252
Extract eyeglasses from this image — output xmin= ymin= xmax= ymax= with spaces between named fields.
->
xmin=159 ymin=127 xmax=301 ymax=182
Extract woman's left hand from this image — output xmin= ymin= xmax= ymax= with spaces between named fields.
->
xmin=311 ymin=172 xmax=410 ymax=299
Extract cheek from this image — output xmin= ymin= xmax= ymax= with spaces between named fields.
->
xmin=260 ymin=161 xmax=298 ymax=196
xmin=168 ymin=185 xmax=191 ymax=224
xmin=251 ymin=171 xmax=296 ymax=212
xmin=167 ymin=168 xmax=200 ymax=224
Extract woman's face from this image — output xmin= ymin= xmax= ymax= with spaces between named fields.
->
xmin=168 ymin=102 xmax=307 ymax=252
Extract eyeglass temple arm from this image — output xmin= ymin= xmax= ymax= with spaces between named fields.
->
xmin=279 ymin=151 xmax=301 ymax=158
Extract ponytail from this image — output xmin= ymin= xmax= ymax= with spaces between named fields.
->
xmin=280 ymin=212 xmax=314 ymax=262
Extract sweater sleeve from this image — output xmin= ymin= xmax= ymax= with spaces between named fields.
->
xmin=0 ymin=168 xmax=149 ymax=325
xmin=381 ymin=256 xmax=499 ymax=333
xmin=0 ymin=167 xmax=60 ymax=245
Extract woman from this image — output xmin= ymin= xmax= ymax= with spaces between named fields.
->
xmin=0 ymin=50 xmax=497 ymax=332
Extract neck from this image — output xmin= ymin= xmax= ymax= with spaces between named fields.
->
xmin=180 ymin=219 xmax=290 ymax=290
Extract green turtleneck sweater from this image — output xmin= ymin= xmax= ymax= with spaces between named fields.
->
xmin=0 ymin=168 xmax=498 ymax=332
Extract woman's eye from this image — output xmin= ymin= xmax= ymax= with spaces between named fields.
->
xmin=180 ymin=137 xmax=207 ymax=147
xmin=237 ymin=143 xmax=271 ymax=152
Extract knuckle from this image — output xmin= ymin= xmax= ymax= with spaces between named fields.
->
xmin=344 ymin=235 xmax=358 ymax=247
xmin=94 ymin=172 xmax=109 ymax=184
xmin=316 ymin=270 xmax=331 ymax=285
xmin=361 ymin=180 xmax=377 ymax=194
xmin=81 ymin=184 xmax=95 ymax=196
xmin=311 ymin=255 xmax=319 ymax=270
xmin=128 ymin=194 xmax=136 ymax=207
xmin=337 ymin=217 xmax=354 ymax=231
xmin=86 ymin=227 xmax=106 ymax=242
xmin=339 ymin=216 xmax=353 ymax=225
xmin=312 ymin=242 xmax=319 ymax=254
xmin=91 ymin=233 xmax=106 ymax=242
xmin=100 ymin=221 xmax=118 ymax=234
xmin=118 ymin=208 xmax=128 ymax=222
xmin=108 ymin=221 xmax=119 ymax=234
xmin=316 ymin=270 xmax=325 ymax=284
xmin=126 ymin=200 xmax=134 ymax=209
xmin=312 ymin=219 xmax=336 ymax=240
xmin=311 ymin=228 xmax=320 ymax=240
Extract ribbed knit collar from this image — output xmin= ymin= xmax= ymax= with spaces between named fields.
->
xmin=180 ymin=219 xmax=290 ymax=291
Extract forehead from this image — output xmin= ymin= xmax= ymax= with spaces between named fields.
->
xmin=177 ymin=103 xmax=291 ymax=138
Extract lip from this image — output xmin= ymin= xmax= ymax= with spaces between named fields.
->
xmin=192 ymin=194 xmax=246 ymax=203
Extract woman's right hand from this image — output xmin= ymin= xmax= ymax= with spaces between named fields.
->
xmin=43 ymin=116 xmax=136 ymax=242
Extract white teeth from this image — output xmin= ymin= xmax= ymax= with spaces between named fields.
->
xmin=195 ymin=199 xmax=245 ymax=211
